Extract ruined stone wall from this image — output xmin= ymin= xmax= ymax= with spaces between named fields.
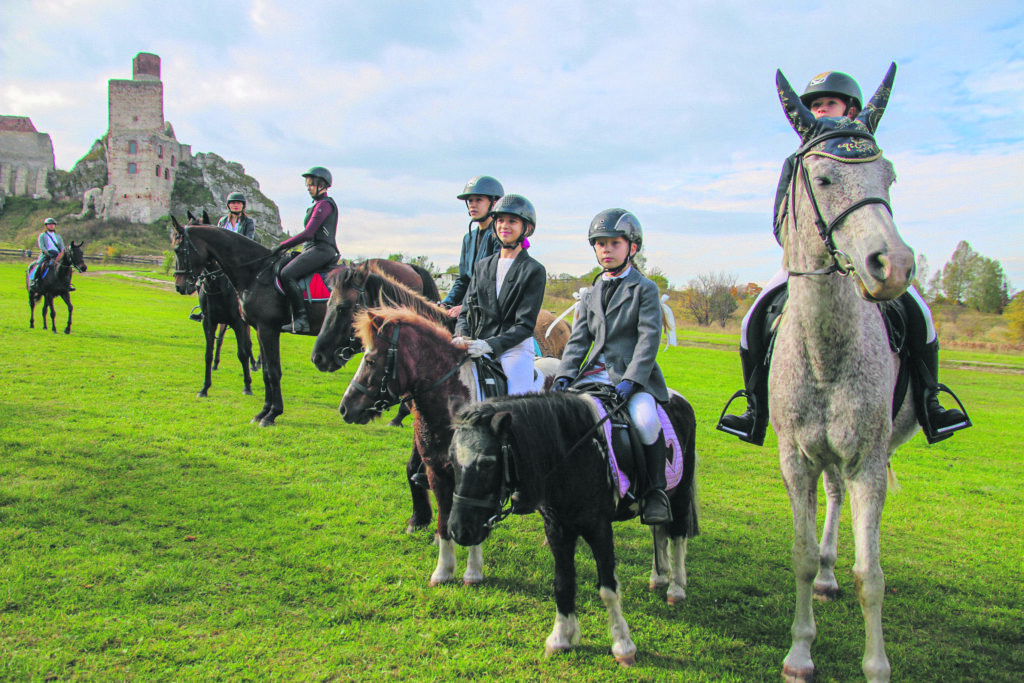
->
xmin=0 ymin=116 xmax=54 ymax=199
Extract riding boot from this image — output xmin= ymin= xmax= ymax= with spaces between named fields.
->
xmin=915 ymin=340 xmax=971 ymax=444
xmin=280 ymin=278 xmax=310 ymax=334
xmin=716 ymin=347 xmax=770 ymax=446
xmin=640 ymin=433 xmax=672 ymax=525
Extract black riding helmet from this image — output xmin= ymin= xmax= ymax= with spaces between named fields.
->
xmin=800 ymin=71 xmax=863 ymax=113
xmin=489 ymin=194 xmax=536 ymax=246
xmin=302 ymin=166 xmax=333 ymax=191
xmin=226 ymin=191 xmax=246 ymax=206
xmin=457 ymin=175 xmax=504 ymax=201
xmin=589 ymin=208 xmax=643 ymax=274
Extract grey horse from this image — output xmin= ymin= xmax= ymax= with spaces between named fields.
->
xmin=770 ymin=63 xmax=919 ymax=683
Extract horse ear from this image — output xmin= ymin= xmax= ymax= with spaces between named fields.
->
xmin=203 ymin=209 xmax=211 ymax=224
xmin=856 ymin=62 xmax=897 ymax=134
xmin=171 ymin=216 xmax=184 ymax=235
xmin=490 ymin=411 xmax=513 ymax=436
xmin=777 ymin=68 xmax=817 ymax=141
xmin=448 ymin=395 xmax=468 ymax=420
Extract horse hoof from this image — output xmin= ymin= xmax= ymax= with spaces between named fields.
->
xmin=813 ymin=585 xmax=839 ymax=602
xmin=615 ymin=653 xmax=636 ymax=668
xmin=782 ymin=663 xmax=814 ymax=682
xmin=197 ymin=391 xmax=208 ymax=398
xmin=243 ymin=388 xmax=253 ymax=396
xmin=387 ymin=419 xmax=405 ymax=428
xmin=666 ymin=591 xmax=686 ymax=606
xmin=405 ymin=521 xmax=431 ymax=534
xmin=463 ymin=577 xmax=483 ymax=587
xmin=259 ymin=418 xmax=277 ymax=428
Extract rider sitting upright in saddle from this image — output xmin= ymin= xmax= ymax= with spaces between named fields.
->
xmin=453 ymin=194 xmax=546 ymax=397
xmin=716 ymin=70 xmax=971 ymax=446
xmin=440 ymin=175 xmax=504 ymax=319
xmin=272 ymin=166 xmax=340 ymax=334
xmin=32 ymin=217 xmax=73 ymax=291
xmin=552 ymin=209 xmax=672 ymax=525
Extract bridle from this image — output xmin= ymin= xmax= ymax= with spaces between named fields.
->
xmin=173 ymin=225 xmax=278 ymax=288
xmin=788 ymin=129 xmax=893 ymax=278
xmin=347 ymin=319 xmax=469 ymax=413
xmin=332 ymin=277 xmax=371 ymax=366
xmin=452 ymin=431 xmax=519 ymax=530
xmin=62 ymin=245 xmax=87 ymax=275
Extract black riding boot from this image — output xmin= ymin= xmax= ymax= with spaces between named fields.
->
xmin=915 ymin=340 xmax=971 ymax=444
xmin=716 ymin=347 xmax=770 ymax=446
xmin=281 ymin=278 xmax=310 ymax=334
xmin=640 ymin=433 xmax=672 ymax=525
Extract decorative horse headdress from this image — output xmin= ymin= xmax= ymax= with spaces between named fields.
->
xmin=777 ymin=62 xmax=897 ymax=162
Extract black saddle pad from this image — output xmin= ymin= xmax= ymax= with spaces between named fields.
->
xmin=473 ymin=356 xmax=508 ymax=400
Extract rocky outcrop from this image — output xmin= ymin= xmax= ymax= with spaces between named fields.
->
xmin=51 ymin=139 xmax=108 ymax=202
xmin=170 ymin=152 xmax=283 ymax=240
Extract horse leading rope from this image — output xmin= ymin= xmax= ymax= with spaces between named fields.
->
xmin=787 ymin=129 xmax=893 ymax=278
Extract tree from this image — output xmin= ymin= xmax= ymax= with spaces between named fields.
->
xmin=1006 ymin=293 xmax=1024 ymax=343
xmin=966 ymin=257 xmax=1009 ymax=314
xmin=683 ymin=271 xmax=738 ymax=327
xmin=913 ymin=253 xmax=930 ymax=297
xmin=939 ymin=241 xmax=977 ymax=304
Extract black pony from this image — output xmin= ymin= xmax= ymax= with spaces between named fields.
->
xmin=27 ymin=241 xmax=87 ymax=334
xmin=449 ymin=391 xmax=699 ymax=666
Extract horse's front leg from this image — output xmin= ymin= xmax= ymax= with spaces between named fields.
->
xmin=62 ymin=293 xmax=73 ymax=334
xmin=389 ymin=402 xmax=412 ymax=427
xmin=815 ymin=463 xmax=845 ymax=601
xmin=649 ymin=525 xmax=688 ymax=606
xmin=584 ymin=521 xmax=635 ymax=666
xmin=781 ymin=448 xmax=822 ymax=683
xmin=46 ymin=296 xmax=56 ymax=333
xmin=254 ymin=328 xmax=283 ymax=425
xmin=28 ymin=292 xmax=36 ymax=328
xmin=213 ymin=322 xmax=227 ymax=370
xmin=429 ymin=465 xmax=457 ymax=586
xmin=199 ymin=320 xmax=215 ymax=398
xmin=849 ymin=463 xmax=891 ymax=682
xmin=405 ymin=446 xmax=433 ymax=533
xmin=543 ymin=519 xmax=582 ymax=657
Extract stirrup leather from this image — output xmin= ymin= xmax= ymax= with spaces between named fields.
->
xmin=716 ymin=389 xmax=753 ymax=437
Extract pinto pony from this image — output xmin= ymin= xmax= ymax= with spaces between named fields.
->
xmin=27 ymin=241 xmax=87 ymax=334
xmin=448 ymin=391 xmax=698 ymax=665
xmin=770 ymin=64 xmax=920 ymax=683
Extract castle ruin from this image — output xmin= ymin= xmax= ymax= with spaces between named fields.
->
xmin=0 ymin=116 xmax=55 ymax=199
xmin=101 ymin=53 xmax=191 ymax=222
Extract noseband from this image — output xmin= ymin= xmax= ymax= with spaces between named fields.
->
xmin=333 ymin=279 xmax=371 ymax=366
xmin=788 ymin=129 xmax=894 ymax=278
xmin=452 ymin=436 xmax=519 ymax=530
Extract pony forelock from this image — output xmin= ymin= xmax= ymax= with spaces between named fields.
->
xmin=353 ymin=305 xmax=453 ymax=353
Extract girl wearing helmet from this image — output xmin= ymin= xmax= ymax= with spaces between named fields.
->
xmin=552 ymin=209 xmax=671 ymax=525
xmin=218 ymin=191 xmax=256 ymax=240
xmin=453 ymin=193 xmax=546 ymax=396
xmin=273 ymin=167 xmax=340 ymax=333
xmin=32 ymin=218 xmax=71 ymax=291
xmin=440 ymin=175 xmax=504 ymax=318
xmin=717 ymin=70 xmax=969 ymax=446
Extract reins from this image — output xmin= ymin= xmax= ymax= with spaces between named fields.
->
xmin=788 ymin=129 xmax=893 ymax=278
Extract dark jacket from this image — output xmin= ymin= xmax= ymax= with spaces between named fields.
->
xmin=218 ymin=214 xmax=256 ymax=240
xmin=455 ymin=249 xmax=546 ymax=357
xmin=556 ymin=267 xmax=668 ymax=403
xmin=281 ymin=196 xmax=339 ymax=252
xmin=442 ymin=222 xmax=500 ymax=307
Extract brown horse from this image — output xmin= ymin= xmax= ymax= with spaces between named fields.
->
xmin=338 ymin=306 xmax=559 ymax=585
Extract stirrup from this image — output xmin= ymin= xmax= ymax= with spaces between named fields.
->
xmin=922 ymin=383 xmax=972 ymax=444
xmin=188 ymin=306 xmax=204 ymax=322
xmin=715 ymin=390 xmax=767 ymax=446
xmin=640 ymin=489 xmax=672 ymax=525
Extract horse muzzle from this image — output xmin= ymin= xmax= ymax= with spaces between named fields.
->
xmin=856 ymin=244 xmax=915 ymax=302
xmin=449 ymin=508 xmax=493 ymax=547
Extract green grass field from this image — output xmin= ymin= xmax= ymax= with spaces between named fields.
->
xmin=1 ymin=262 xmax=1021 ymax=682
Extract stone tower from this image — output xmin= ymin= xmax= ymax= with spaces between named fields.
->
xmin=0 ymin=116 xmax=55 ymax=199
xmin=102 ymin=52 xmax=190 ymax=222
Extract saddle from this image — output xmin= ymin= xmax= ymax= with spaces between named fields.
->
xmin=268 ymin=253 xmax=333 ymax=302
xmin=761 ymin=287 xmax=912 ymax=420
xmin=473 ymin=356 xmax=508 ymax=400
xmin=578 ymin=384 xmax=684 ymax=522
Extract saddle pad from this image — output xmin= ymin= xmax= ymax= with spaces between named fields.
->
xmin=275 ymin=272 xmax=331 ymax=302
xmin=589 ymin=395 xmax=684 ymax=498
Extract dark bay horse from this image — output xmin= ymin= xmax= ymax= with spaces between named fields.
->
xmin=171 ymin=219 xmax=340 ymax=426
xmin=182 ymin=264 xmax=257 ymax=398
xmin=448 ymin=391 xmax=698 ymax=666
xmin=27 ymin=241 xmax=87 ymax=334
xmin=771 ymin=64 xmax=919 ymax=683
xmin=338 ymin=306 xmax=560 ymax=586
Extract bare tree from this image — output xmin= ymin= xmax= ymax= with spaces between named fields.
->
xmin=684 ymin=271 xmax=738 ymax=327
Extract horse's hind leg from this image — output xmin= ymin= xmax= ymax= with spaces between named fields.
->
xmin=781 ymin=452 xmax=821 ymax=683
xmin=231 ymin=321 xmax=253 ymax=395
xmin=650 ymin=527 xmax=688 ymax=606
xmin=198 ymin=322 xmax=215 ymax=398
xmin=62 ymin=295 xmax=73 ymax=334
xmin=213 ymin=323 xmax=227 ymax=370
xmin=814 ymin=464 xmax=845 ymax=601
xmin=848 ymin=468 xmax=891 ymax=682
xmin=46 ymin=297 xmax=56 ymax=333
xmin=29 ymin=294 xmax=36 ymax=328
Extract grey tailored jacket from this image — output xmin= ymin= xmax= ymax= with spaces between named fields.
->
xmin=555 ymin=267 xmax=668 ymax=403
xmin=455 ymin=249 xmax=546 ymax=357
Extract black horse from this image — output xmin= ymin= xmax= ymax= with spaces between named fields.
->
xmin=171 ymin=219 xmax=341 ymax=425
xmin=27 ymin=241 xmax=87 ymax=334
xmin=448 ymin=391 xmax=699 ymax=666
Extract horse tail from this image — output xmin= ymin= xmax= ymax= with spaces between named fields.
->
xmin=411 ymin=264 xmax=440 ymax=301
xmin=665 ymin=393 xmax=700 ymax=539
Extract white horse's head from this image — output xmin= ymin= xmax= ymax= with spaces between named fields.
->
xmin=776 ymin=63 xmax=915 ymax=302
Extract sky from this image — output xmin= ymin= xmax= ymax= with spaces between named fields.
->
xmin=2 ymin=0 xmax=1022 ymax=290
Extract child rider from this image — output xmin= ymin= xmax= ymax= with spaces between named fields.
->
xmin=552 ymin=209 xmax=672 ymax=525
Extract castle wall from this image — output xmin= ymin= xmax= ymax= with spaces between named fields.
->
xmin=0 ymin=116 xmax=54 ymax=199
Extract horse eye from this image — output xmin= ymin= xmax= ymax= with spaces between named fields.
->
xmin=365 ymin=359 xmax=376 ymax=367
xmin=815 ymin=176 xmax=832 ymax=187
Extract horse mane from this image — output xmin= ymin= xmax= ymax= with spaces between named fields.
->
xmin=342 ymin=263 xmax=449 ymax=324
xmin=353 ymin=305 xmax=453 ymax=352
xmin=456 ymin=393 xmax=601 ymax=496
